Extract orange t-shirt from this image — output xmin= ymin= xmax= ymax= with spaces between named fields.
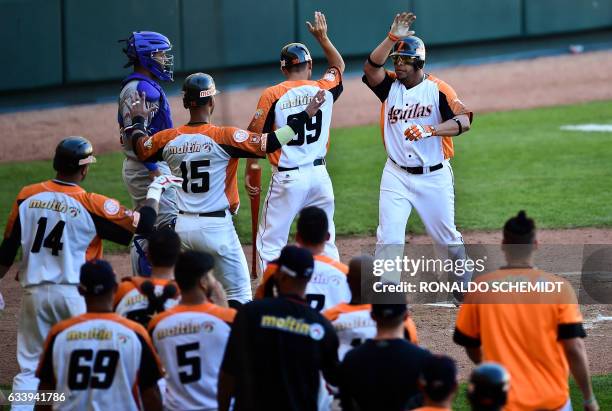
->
xmin=454 ymin=268 xmax=585 ymax=411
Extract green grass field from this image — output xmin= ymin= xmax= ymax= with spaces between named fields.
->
xmin=1 ymin=100 xmax=611 ymax=254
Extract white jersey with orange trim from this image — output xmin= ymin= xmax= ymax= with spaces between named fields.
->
xmin=136 ymin=123 xmax=267 ymax=215
xmin=2 ymin=180 xmax=137 ymax=287
xmin=323 ymin=303 xmax=418 ymax=360
xmin=370 ymin=72 xmax=472 ymax=167
xmin=255 ymin=254 xmax=351 ymax=312
xmin=114 ymin=277 xmax=180 ymax=324
xmin=248 ymin=67 xmax=343 ymax=168
xmin=36 ymin=313 xmax=163 ymax=411
xmin=149 ymin=303 xmax=236 ymax=411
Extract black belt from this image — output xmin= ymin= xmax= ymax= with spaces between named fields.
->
xmin=390 ymin=158 xmax=443 ymax=174
xmin=178 ymin=210 xmax=226 ymax=218
xmin=277 ymin=158 xmax=326 ymax=172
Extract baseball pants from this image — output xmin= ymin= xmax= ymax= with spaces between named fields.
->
xmin=175 ymin=212 xmax=252 ymax=304
xmin=12 ymin=284 xmax=85 ymax=411
xmin=257 ymin=164 xmax=339 ymax=274
xmin=375 ymin=159 xmax=471 ymax=286
xmin=123 ymin=158 xmax=178 ymax=275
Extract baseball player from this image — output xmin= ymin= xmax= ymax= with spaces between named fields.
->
xmin=409 ymin=355 xmax=458 ymax=411
xmin=323 ymin=255 xmax=418 ymax=361
xmin=114 ymin=227 xmax=181 ymax=328
xmin=254 ymin=206 xmax=351 ymax=312
xmin=454 ymin=211 xmax=598 ymax=411
xmin=118 ymin=31 xmax=178 ymax=275
xmin=363 ymin=13 xmax=473 ymax=292
xmin=149 ymin=251 xmax=236 ymax=411
xmin=467 ymin=363 xmax=510 ymax=411
xmin=36 ymin=260 xmax=164 ymax=411
xmin=0 ymin=137 xmax=176 ymax=409
xmin=245 ymin=11 xmax=345 ymax=274
xmin=126 ymin=73 xmax=327 ymax=307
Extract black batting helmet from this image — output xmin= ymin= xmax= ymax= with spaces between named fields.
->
xmin=280 ymin=43 xmax=312 ymax=69
xmin=468 ymin=363 xmax=510 ymax=411
xmin=53 ymin=137 xmax=96 ymax=173
xmin=389 ymin=36 xmax=426 ymax=69
xmin=182 ymin=73 xmax=220 ymax=108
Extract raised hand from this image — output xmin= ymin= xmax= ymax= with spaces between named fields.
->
xmin=390 ymin=12 xmax=416 ymax=38
xmin=306 ymin=90 xmax=326 ymax=118
xmin=306 ymin=11 xmax=328 ymax=42
xmin=127 ymin=90 xmax=154 ymax=119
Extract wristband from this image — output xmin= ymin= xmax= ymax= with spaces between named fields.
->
xmin=583 ymin=396 xmax=597 ymax=406
xmin=452 ymin=118 xmax=463 ymax=135
xmin=368 ymin=56 xmax=385 ymax=68
xmin=388 ymin=32 xmax=400 ymax=42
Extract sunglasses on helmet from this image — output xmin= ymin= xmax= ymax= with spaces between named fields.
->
xmin=390 ymin=55 xmax=419 ymax=65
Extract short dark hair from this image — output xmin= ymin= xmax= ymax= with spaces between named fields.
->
xmin=421 ymin=355 xmax=457 ymax=402
xmin=285 ymin=61 xmax=309 ymax=74
xmin=297 ymin=206 xmax=328 ymax=245
xmin=174 ymin=250 xmax=215 ymax=292
xmin=503 ymin=210 xmax=535 ymax=244
xmin=148 ymin=228 xmax=181 ymax=267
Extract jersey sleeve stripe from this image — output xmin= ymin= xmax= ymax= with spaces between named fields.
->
xmin=314 ymin=255 xmax=349 ymax=274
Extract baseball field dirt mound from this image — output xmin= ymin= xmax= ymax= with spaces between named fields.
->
xmin=1 ymin=50 xmax=612 ymax=163
xmin=2 ymin=227 xmax=612 ymax=384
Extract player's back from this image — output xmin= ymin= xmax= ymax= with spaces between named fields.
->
xmin=114 ymin=277 xmax=180 ymax=326
xmin=305 ymin=255 xmax=350 ymax=312
xmin=149 ymin=303 xmax=235 ymax=411
xmin=8 ymin=180 xmax=133 ymax=287
xmin=324 ymin=303 xmax=419 ymax=360
xmin=37 ymin=312 xmax=162 ymax=411
xmin=248 ymin=67 xmax=343 ymax=168
xmin=159 ymin=124 xmax=255 ymax=214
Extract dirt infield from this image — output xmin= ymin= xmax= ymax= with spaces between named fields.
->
xmin=2 ymin=50 xmax=612 ymax=384
xmin=1 ymin=50 xmax=612 ymax=163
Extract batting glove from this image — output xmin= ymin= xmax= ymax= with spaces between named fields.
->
xmin=146 ymin=175 xmax=183 ymax=202
xmin=405 ymin=124 xmax=436 ymax=141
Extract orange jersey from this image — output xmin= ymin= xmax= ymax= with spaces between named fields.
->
xmin=1 ymin=179 xmax=136 ymax=286
xmin=134 ymin=124 xmax=268 ymax=214
xmin=255 ymin=254 xmax=351 ymax=311
xmin=36 ymin=312 xmax=163 ymax=411
xmin=323 ymin=303 xmax=418 ymax=360
xmin=454 ymin=268 xmax=585 ymax=411
xmin=247 ymin=66 xmax=343 ymax=167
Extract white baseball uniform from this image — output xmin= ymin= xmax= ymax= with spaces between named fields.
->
xmin=37 ymin=312 xmax=163 ymax=411
xmin=255 ymin=254 xmax=351 ymax=312
xmin=134 ymin=123 xmax=273 ymax=303
xmin=323 ymin=303 xmax=418 ymax=360
xmin=1 ymin=180 xmax=138 ymax=409
xmin=148 ymin=303 xmax=235 ymax=411
xmin=363 ymin=71 xmax=473 ymax=283
xmin=248 ymin=67 xmax=344 ymax=274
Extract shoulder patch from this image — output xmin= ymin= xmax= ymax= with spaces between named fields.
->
xmin=253 ymin=108 xmax=264 ymax=119
xmin=143 ymin=137 xmax=154 ymax=149
xmin=136 ymin=80 xmax=161 ymax=102
xmin=233 ymin=129 xmax=249 ymax=143
xmin=323 ymin=68 xmax=337 ymax=82
xmin=103 ymin=199 xmax=120 ymax=216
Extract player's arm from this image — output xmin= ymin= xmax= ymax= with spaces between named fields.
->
xmin=221 ymin=90 xmax=327 ymax=158
xmin=363 ymin=12 xmax=415 ymax=87
xmin=0 ymin=191 xmax=25 ymax=277
xmin=120 ymin=86 xmax=161 ymax=176
xmin=137 ymin=332 xmax=164 ymax=411
xmin=307 ymin=11 xmax=345 ymax=73
xmin=405 ymin=80 xmax=472 ymax=141
xmin=245 ymin=91 xmax=277 ymax=198
xmin=452 ymin=303 xmax=482 ymax=363
xmin=561 ymin=337 xmax=598 ymax=410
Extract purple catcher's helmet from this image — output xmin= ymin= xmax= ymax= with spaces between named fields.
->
xmin=122 ymin=31 xmax=174 ymax=81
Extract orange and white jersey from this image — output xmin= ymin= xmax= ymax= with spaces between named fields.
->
xmin=36 ymin=312 xmax=163 ymax=411
xmin=148 ymin=303 xmax=236 ymax=411
xmin=114 ymin=277 xmax=180 ymax=320
xmin=248 ymin=66 xmax=343 ymax=168
xmin=363 ymin=72 xmax=472 ymax=167
xmin=255 ymin=254 xmax=351 ymax=312
xmin=135 ymin=124 xmax=268 ymax=214
xmin=2 ymin=180 xmax=136 ymax=287
xmin=323 ymin=303 xmax=418 ymax=360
